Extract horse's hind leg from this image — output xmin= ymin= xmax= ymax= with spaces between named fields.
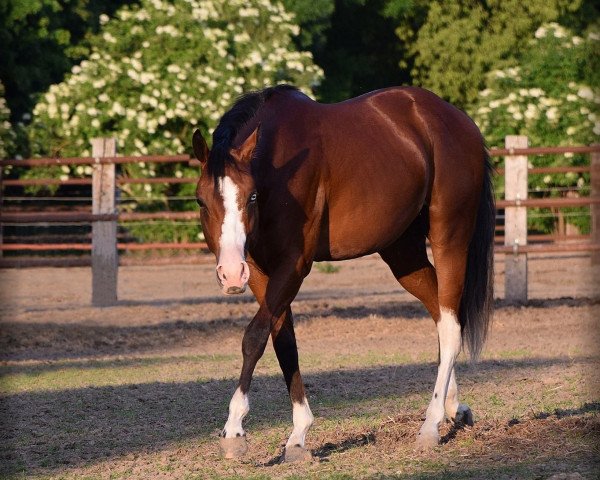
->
xmin=445 ymin=368 xmax=474 ymax=427
xmin=379 ymin=219 xmax=440 ymax=321
xmin=414 ymin=187 xmax=480 ymax=448
xmin=380 ymin=217 xmax=473 ymax=448
xmin=412 ymin=242 xmax=467 ymax=449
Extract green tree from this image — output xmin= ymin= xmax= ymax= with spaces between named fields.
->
xmin=281 ymin=0 xmax=335 ymax=52
xmin=402 ymin=0 xmax=582 ymax=109
xmin=302 ymin=0 xmax=413 ymax=102
xmin=0 ymin=0 xmax=136 ymax=125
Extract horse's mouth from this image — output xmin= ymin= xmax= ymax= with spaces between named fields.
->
xmin=224 ymin=286 xmax=246 ymax=295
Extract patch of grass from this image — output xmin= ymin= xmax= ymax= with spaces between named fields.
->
xmin=314 ymin=262 xmax=341 ymax=274
xmin=489 ymin=393 xmax=505 ymax=407
xmin=495 ymin=348 xmax=532 ymax=359
xmin=0 ymin=354 xmax=238 ymax=394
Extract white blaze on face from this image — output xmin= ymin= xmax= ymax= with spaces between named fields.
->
xmin=218 ymin=176 xmax=246 ymax=261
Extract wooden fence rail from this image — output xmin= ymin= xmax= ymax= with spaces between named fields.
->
xmin=1 ymin=137 xmax=599 ymax=306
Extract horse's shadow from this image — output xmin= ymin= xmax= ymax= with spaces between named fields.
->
xmin=3 ymin=294 xmax=596 ymax=362
xmin=0 ymin=300 xmax=429 ymax=362
xmin=260 ymin=432 xmax=376 ymax=466
xmin=1 ymin=356 xmax=592 ymax=476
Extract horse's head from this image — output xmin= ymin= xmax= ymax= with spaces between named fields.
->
xmin=193 ymin=128 xmax=259 ymax=295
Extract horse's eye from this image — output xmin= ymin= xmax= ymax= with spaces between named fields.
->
xmin=196 ymin=198 xmax=206 ymax=209
xmin=248 ymin=192 xmax=258 ymax=204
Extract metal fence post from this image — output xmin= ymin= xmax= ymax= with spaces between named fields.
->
xmin=592 ymin=147 xmax=600 ymax=265
xmin=91 ymin=138 xmax=118 ymax=306
xmin=504 ymin=135 xmax=528 ymax=303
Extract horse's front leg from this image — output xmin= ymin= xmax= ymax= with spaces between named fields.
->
xmin=219 ymin=306 xmax=271 ymax=458
xmin=271 ymin=306 xmax=314 ymax=462
xmin=219 ymin=258 xmax=309 ymax=459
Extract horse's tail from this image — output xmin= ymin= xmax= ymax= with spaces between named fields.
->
xmin=459 ymin=151 xmax=495 ymax=361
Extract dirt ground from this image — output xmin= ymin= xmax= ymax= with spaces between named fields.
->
xmin=0 ymin=253 xmax=599 ymax=479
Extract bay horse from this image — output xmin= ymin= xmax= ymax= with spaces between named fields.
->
xmin=192 ymin=85 xmax=495 ymax=461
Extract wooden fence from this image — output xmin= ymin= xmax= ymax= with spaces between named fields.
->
xmin=1 ymin=137 xmax=599 ymax=306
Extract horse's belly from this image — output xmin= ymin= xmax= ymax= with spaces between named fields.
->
xmin=315 ymin=197 xmax=423 ymax=261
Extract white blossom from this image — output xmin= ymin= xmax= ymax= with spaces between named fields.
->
xmin=577 ymin=87 xmax=594 ymax=100
xmin=545 ymin=107 xmax=559 ymax=121
xmin=27 ymin=0 xmax=323 ymax=210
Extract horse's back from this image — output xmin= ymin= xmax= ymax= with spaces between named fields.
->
xmin=306 ymin=87 xmax=484 ymax=259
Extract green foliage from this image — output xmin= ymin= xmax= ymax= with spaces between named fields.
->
xmin=315 ymin=261 xmax=341 ymax=274
xmin=0 ymin=81 xmax=15 ymax=159
xmin=405 ymin=0 xmax=581 ymax=109
xmin=27 ymin=0 xmax=323 ymax=242
xmin=473 ymin=23 xmax=599 ymax=233
xmin=309 ymin=0 xmax=412 ymax=102
xmin=0 ymin=0 xmax=136 ymax=123
xmin=383 ymin=0 xmax=430 ymax=70
xmin=281 ymin=0 xmax=335 ymax=51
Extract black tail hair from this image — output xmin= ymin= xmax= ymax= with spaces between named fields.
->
xmin=459 ymin=152 xmax=495 ymax=361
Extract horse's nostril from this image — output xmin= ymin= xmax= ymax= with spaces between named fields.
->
xmin=222 ymin=273 xmax=227 ymax=280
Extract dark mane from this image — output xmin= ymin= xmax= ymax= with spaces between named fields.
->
xmin=207 ymin=84 xmax=299 ymax=180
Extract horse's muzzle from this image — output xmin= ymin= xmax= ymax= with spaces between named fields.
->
xmin=216 ymin=260 xmax=250 ymax=295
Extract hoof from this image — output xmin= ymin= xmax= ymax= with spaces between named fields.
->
xmin=219 ymin=435 xmax=248 ymax=459
xmin=284 ymin=445 xmax=312 ymax=463
xmin=453 ymin=404 xmax=474 ymax=427
xmin=415 ymin=429 xmax=440 ymax=451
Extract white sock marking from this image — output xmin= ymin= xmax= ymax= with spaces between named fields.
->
xmin=445 ymin=367 xmax=460 ymax=419
xmin=419 ymin=308 xmax=461 ymax=438
xmin=223 ymin=387 xmax=249 ymax=438
xmin=218 ymin=176 xmax=246 ymax=261
xmin=286 ymin=398 xmax=314 ymax=448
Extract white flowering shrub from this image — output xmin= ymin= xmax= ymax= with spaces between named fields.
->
xmin=473 ymin=23 xmax=599 ymax=233
xmin=0 ymin=81 xmax=15 ymax=160
xmin=27 ymin=0 xmax=323 ymax=242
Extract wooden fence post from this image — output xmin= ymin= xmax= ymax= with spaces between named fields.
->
xmin=592 ymin=147 xmax=600 ymax=265
xmin=91 ymin=138 xmax=118 ymax=306
xmin=504 ymin=135 xmax=528 ymax=303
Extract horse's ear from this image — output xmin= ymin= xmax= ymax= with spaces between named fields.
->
xmin=231 ymin=126 xmax=259 ymax=165
xmin=192 ymin=129 xmax=209 ymax=166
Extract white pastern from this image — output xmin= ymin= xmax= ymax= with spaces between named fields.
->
xmin=419 ymin=308 xmax=462 ymax=439
xmin=286 ymin=398 xmax=314 ymax=448
xmin=445 ymin=367 xmax=460 ymax=420
xmin=223 ymin=387 xmax=249 ymax=438
xmin=219 ymin=176 xmax=246 ymax=259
